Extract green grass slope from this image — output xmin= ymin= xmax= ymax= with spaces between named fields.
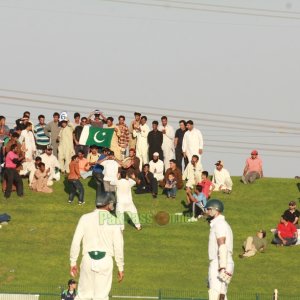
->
xmin=0 ymin=176 xmax=299 ymax=297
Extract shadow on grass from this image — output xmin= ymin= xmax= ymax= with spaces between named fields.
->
xmin=296 ymin=183 xmax=300 ymax=193
xmin=63 ymin=177 xmax=69 ymax=194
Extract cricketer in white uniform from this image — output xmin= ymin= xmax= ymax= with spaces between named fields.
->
xmin=112 ymin=170 xmax=141 ymax=231
xmin=182 ymin=120 xmax=203 ymax=163
xmin=205 ymin=199 xmax=234 ymax=300
xmin=70 ymin=190 xmax=124 ymax=300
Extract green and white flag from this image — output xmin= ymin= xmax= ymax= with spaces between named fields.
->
xmin=79 ymin=126 xmax=114 ymax=147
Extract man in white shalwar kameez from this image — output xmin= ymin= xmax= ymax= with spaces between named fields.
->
xmin=182 ymin=120 xmax=203 ymax=163
xmin=212 ymin=161 xmax=233 ymax=193
xmin=182 ymin=155 xmax=203 ymax=188
xmin=41 ymin=145 xmax=61 ymax=185
xmin=133 ymin=116 xmax=149 ymax=170
xmin=19 ymin=122 xmax=36 ymax=161
xmin=58 ymin=120 xmax=75 ymax=173
xmin=158 ymin=116 xmax=175 ymax=170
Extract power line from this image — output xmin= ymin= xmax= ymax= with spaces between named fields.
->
xmin=103 ymin=0 xmax=300 ymax=21
xmin=162 ymin=0 xmax=300 ymax=16
xmin=0 ymin=95 xmax=300 ymax=135
xmin=1 ymin=88 xmax=300 ymax=126
xmin=2 ymin=96 xmax=300 ymax=136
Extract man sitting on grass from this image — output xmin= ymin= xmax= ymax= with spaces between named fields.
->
xmin=271 ymin=215 xmax=298 ymax=246
xmin=239 ymin=229 xmax=267 ymax=258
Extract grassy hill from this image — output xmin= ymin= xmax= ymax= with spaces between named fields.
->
xmin=0 ymin=176 xmax=299 ymax=299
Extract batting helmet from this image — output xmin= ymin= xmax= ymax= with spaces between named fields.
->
xmin=204 ymin=199 xmax=224 ymax=212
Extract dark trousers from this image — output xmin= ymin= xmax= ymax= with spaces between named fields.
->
xmin=175 ymin=148 xmax=188 ymax=171
xmin=68 ymin=179 xmax=84 ymax=203
xmin=93 ymin=171 xmax=104 ymax=201
xmin=3 ymin=168 xmax=23 ymax=198
xmin=271 ymin=234 xmax=297 ymax=246
xmin=136 ymin=178 xmax=158 ymax=195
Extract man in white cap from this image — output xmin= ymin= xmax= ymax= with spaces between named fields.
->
xmin=70 ymin=186 xmax=124 ymax=300
xmin=205 ymin=199 xmax=234 ymax=300
xmin=212 ymin=161 xmax=233 ymax=194
xmin=149 ymin=152 xmax=164 ymax=181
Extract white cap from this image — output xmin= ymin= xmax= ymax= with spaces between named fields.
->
xmin=153 ymin=152 xmax=159 ymax=157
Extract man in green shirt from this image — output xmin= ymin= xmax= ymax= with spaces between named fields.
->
xmin=239 ymin=229 xmax=267 ymax=258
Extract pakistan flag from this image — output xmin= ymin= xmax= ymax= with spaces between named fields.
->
xmin=79 ymin=126 xmax=114 ymax=147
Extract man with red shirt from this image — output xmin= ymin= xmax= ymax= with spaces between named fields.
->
xmin=241 ymin=149 xmax=263 ymax=184
xmin=198 ymin=171 xmax=214 ymax=199
xmin=272 ymin=215 xmax=298 ymax=246
xmin=3 ymin=144 xmax=25 ymax=198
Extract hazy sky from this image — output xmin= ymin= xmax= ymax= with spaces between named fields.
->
xmin=1 ymin=0 xmax=300 ymax=178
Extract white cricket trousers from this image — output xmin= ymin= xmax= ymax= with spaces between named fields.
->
xmin=117 ymin=202 xmax=141 ymax=230
xmin=208 ymin=259 xmax=234 ymax=300
xmin=75 ymin=254 xmax=113 ymax=300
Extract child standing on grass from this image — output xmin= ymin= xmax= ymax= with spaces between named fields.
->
xmin=164 ymin=172 xmax=177 ymax=198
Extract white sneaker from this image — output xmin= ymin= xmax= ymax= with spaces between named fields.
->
xmin=188 ymin=217 xmax=198 ymax=222
xmin=197 ymin=215 xmax=203 ymax=219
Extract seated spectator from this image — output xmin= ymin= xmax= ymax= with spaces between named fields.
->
xmin=164 ymin=172 xmax=177 ymax=198
xmin=186 ymin=185 xmax=207 ymax=222
xmin=241 ymin=150 xmax=263 ymax=184
xmin=149 ymin=152 xmax=164 ymax=181
xmin=77 ymin=150 xmax=90 ymax=179
xmin=239 ymin=229 xmax=267 ymax=258
xmin=68 ymin=154 xmax=85 ymax=205
xmin=29 ymin=156 xmax=42 ymax=184
xmin=40 ymin=145 xmax=61 ymax=185
xmin=271 ymin=215 xmax=298 ymax=246
xmin=182 ymin=154 xmax=202 ymax=188
xmin=198 ymin=171 xmax=214 ymax=199
xmin=121 ymin=148 xmax=140 ymax=178
xmin=135 ymin=164 xmax=158 ymax=198
xmin=79 ymin=145 xmax=100 ymax=179
xmin=31 ymin=162 xmax=53 ymax=193
xmin=282 ymin=201 xmax=300 ymax=229
xmin=212 ymin=160 xmax=233 ymax=193
xmin=160 ymin=159 xmax=183 ymax=190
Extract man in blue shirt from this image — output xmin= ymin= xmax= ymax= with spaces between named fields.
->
xmin=61 ymin=279 xmax=77 ymax=300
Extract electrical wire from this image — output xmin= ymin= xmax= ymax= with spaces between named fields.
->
xmin=103 ymin=0 xmax=300 ymax=21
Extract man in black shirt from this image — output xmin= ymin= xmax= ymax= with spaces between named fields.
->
xmin=283 ymin=201 xmax=300 ymax=229
xmin=135 ymin=164 xmax=158 ymax=198
xmin=147 ymin=121 xmax=163 ymax=161
xmin=174 ymin=120 xmax=187 ymax=171
xmin=73 ymin=117 xmax=89 ymax=157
